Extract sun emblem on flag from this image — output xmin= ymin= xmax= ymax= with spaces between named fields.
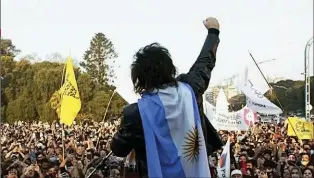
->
xmin=182 ymin=126 xmax=202 ymax=163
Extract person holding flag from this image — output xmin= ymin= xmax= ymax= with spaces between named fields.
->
xmin=111 ymin=17 xmax=222 ymax=178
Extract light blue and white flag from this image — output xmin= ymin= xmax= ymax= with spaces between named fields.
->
xmin=138 ymin=82 xmax=211 ymax=178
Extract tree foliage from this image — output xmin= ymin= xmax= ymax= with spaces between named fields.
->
xmin=80 ymin=33 xmax=118 ymax=85
xmin=1 ymin=38 xmax=20 ymax=57
xmin=1 ymin=37 xmax=127 ymax=124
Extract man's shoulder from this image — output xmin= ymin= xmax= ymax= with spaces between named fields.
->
xmin=176 ymin=73 xmax=189 ymax=83
xmin=123 ymin=103 xmax=142 ymax=125
xmin=176 ymin=74 xmax=192 ymax=87
xmin=123 ymin=103 xmax=139 ymax=116
xmin=176 ymin=74 xmax=199 ymax=95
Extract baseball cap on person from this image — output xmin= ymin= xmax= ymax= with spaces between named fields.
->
xmin=231 ymin=169 xmax=242 ymax=176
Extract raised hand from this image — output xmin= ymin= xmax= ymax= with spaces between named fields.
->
xmin=203 ymin=17 xmax=219 ymax=30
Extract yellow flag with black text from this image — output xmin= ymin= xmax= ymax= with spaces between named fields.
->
xmin=287 ymin=117 xmax=313 ymax=139
xmin=59 ymin=57 xmax=81 ymax=126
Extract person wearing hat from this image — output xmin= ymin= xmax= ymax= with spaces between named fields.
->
xmin=231 ymin=169 xmax=243 ymax=178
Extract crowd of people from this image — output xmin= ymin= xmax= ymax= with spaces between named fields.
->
xmin=210 ymin=119 xmax=314 ymax=178
xmin=1 ymin=120 xmax=123 ymax=178
xmin=1 ymin=118 xmax=314 ymax=178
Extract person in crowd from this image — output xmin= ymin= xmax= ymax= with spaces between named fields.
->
xmin=231 ymin=169 xmax=243 ymax=178
xmin=302 ymin=168 xmax=314 ymax=178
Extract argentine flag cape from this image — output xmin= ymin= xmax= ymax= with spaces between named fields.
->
xmin=138 ymin=82 xmax=211 ymax=178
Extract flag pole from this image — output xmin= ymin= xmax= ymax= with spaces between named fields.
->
xmin=96 ymin=90 xmax=117 ymax=149
xmin=248 ymin=52 xmax=284 ymax=110
xmin=60 ymin=60 xmax=67 ymax=161
xmin=286 ymin=117 xmax=300 ymax=139
xmin=248 ymin=52 xmax=300 ymax=137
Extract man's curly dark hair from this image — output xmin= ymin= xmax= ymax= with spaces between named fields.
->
xmin=131 ymin=43 xmax=177 ymax=93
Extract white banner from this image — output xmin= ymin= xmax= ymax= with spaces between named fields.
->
xmin=241 ymin=60 xmax=270 ymax=94
xmin=203 ymin=99 xmax=216 ymax=121
xmin=260 ymin=116 xmax=272 ymax=123
xmin=214 ymin=107 xmax=257 ymax=131
xmin=204 ymin=100 xmax=257 ymax=131
xmin=216 ymin=89 xmax=229 ymax=113
xmin=217 ymin=138 xmax=231 ymax=178
xmin=238 ymin=82 xmax=283 ymax=115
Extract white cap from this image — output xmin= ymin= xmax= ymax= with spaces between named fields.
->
xmin=231 ymin=169 xmax=242 ymax=176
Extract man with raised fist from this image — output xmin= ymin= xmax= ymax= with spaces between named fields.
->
xmin=111 ymin=17 xmax=222 ymax=178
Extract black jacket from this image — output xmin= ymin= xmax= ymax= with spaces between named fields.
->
xmin=111 ymin=29 xmax=223 ymax=177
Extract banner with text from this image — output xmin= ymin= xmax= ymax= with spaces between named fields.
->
xmin=237 ymin=82 xmax=282 ymax=115
xmin=287 ymin=117 xmax=314 ymax=140
xmin=204 ymin=101 xmax=257 ymax=131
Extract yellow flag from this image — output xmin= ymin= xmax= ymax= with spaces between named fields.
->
xmin=287 ymin=117 xmax=313 ymax=139
xmin=59 ymin=57 xmax=81 ymax=126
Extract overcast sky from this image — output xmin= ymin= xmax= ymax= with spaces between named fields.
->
xmin=2 ymin=0 xmax=313 ymax=96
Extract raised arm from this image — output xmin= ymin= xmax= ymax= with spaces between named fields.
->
xmin=177 ymin=18 xmax=222 ymax=155
xmin=177 ymin=17 xmax=220 ymax=96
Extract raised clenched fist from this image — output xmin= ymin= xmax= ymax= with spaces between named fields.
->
xmin=203 ymin=17 xmax=219 ymax=30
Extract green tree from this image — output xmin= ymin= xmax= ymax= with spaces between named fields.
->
xmin=50 ymin=91 xmax=61 ymax=118
xmin=87 ymin=91 xmax=110 ymax=122
xmin=1 ymin=38 xmax=20 ymax=57
xmin=80 ymin=33 xmax=118 ymax=85
xmin=0 ymin=37 xmax=127 ymax=123
xmin=77 ymin=73 xmax=96 ymax=113
xmin=6 ymin=93 xmax=37 ymax=123
xmin=228 ymin=94 xmax=246 ymax=111
xmin=1 ymin=38 xmax=20 ymax=122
